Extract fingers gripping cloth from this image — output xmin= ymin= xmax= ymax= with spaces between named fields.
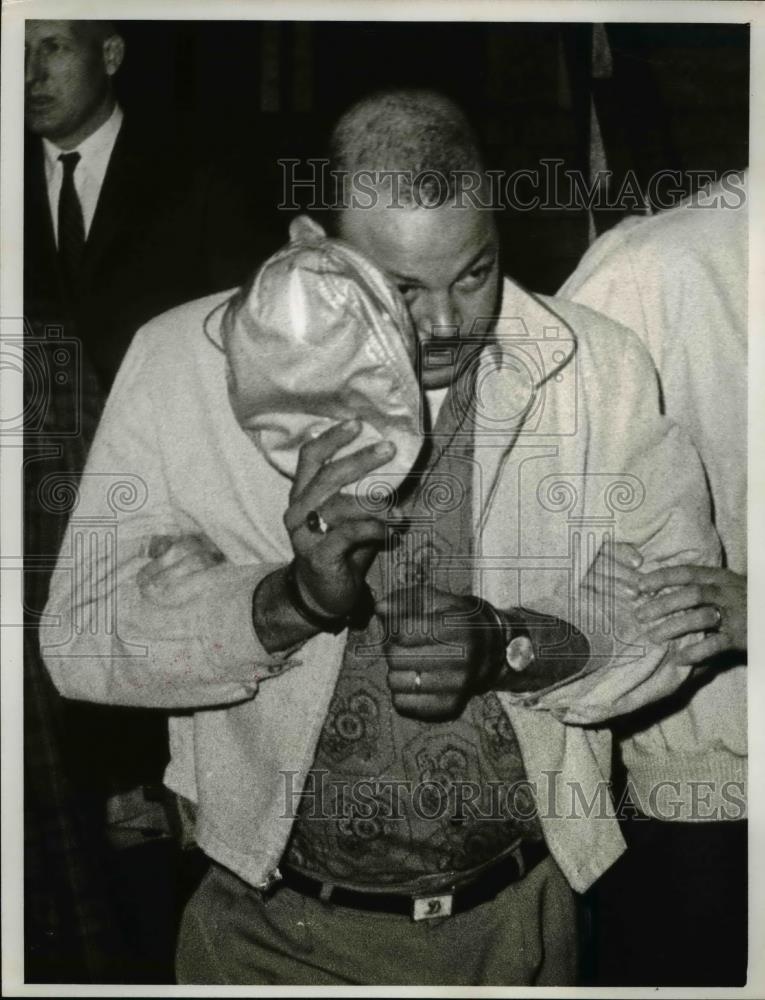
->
xmin=219 ymin=215 xmax=423 ymax=494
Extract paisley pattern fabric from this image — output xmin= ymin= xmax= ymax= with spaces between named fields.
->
xmin=285 ymin=368 xmax=543 ymax=889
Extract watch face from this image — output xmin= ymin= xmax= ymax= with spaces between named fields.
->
xmin=506 ymin=635 xmax=535 ymax=673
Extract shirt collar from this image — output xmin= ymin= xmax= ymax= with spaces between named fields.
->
xmin=42 ymin=103 xmax=124 ymax=184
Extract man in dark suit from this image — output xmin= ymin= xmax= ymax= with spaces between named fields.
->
xmin=25 ymin=18 xmax=264 ymax=388
xmin=23 ymin=19 xmax=263 ymax=982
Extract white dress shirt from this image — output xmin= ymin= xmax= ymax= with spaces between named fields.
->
xmin=43 ymin=103 xmax=124 ymax=246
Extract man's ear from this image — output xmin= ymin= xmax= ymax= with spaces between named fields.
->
xmin=102 ymin=34 xmax=125 ymax=77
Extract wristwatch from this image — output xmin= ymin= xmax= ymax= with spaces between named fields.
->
xmin=483 ymin=602 xmax=536 ymax=684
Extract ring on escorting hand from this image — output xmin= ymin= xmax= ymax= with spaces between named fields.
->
xmin=710 ymin=604 xmax=723 ymax=630
xmin=414 ymin=671 xmax=422 ymax=691
xmin=306 ymin=509 xmax=330 ymax=535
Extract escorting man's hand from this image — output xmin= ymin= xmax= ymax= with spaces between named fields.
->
xmin=602 ymin=541 xmax=747 ymax=665
xmin=635 ymin=565 xmax=747 ymax=664
xmin=376 ymin=586 xmax=505 ymax=721
xmin=283 ymin=419 xmax=396 ymax=618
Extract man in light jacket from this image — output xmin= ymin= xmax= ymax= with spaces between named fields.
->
xmin=41 ymin=90 xmax=720 ymax=986
xmin=559 ymin=173 xmax=747 ymax=986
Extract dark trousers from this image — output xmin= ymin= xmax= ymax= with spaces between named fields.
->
xmin=177 ymin=855 xmax=577 ymax=986
xmin=586 ymin=813 xmax=747 ymax=987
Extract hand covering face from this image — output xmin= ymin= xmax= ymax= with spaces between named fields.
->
xmin=221 ymin=214 xmax=423 ymax=493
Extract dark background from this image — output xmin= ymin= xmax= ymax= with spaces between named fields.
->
xmin=113 ymin=20 xmax=749 ymax=292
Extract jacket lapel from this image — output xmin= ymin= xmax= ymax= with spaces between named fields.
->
xmin=473 ymin=278 xmax=578 ymax=536
xmin=24 ymin=135 xmax=61 ymax=294
xmin=82 ymin=119 xmax=136 ymax=275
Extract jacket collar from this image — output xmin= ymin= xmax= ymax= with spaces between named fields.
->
xmin=468 ymin=277 xmax=578 ymax=441
xmin=492 ymin=277 xmax=577 ymax=388
xmin=204 ymin=295 xmax=231 ymax=352
xmin=470 ymin=279 xmax=579 ymax=534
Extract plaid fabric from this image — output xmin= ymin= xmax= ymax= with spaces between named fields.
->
xmin=23 ymin=323 xmax=129 ymax=982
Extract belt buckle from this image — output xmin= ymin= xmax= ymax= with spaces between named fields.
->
xmin=412 ymin=892 xmax=454 ymax=921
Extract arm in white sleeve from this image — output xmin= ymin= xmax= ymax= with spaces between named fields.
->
xmin=558 ymin=223 xmax=663 ymax=372
xmin=40 ymin=329 xmax=303 ymax=709
xmin=502 ymin=316 xmax=720 ymax=724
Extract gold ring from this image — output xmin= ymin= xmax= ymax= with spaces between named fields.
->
xmin=414 ymin=671 xmax=422 ymax=691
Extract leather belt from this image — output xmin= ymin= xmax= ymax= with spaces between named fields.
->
xmin=277 ymin=839 xmax=549 ymax=921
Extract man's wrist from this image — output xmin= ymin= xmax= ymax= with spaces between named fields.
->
xmin=257 ymin=560 xmax=376 ymax=643
xmin=477 ymin=601 xmax=509 ymax=691
xmin=252 ymin=564 xmax=320 ymax=653
xmin=480 ymin=602 xmax=536 ymax=691
xmin=486 ymin=605 xmax=591 ymax=693
xmin=284 ymin=560 xmax=352 ymax=635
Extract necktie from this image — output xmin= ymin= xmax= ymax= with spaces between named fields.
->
xmin=57 ymin=151 xmax=85 ymax=291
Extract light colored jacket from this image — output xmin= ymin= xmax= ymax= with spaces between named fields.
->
xmin=41 ymin=277 xmax=718 ymax=893
xmin=559 ymin=179 xmax=747 ymax=820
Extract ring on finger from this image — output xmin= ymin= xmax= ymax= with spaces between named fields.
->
xmin=306 ymin=509 xmax=330 ymax=535
xmin=413 ymin=671 xmax=422 ymax=692
xmin=709 ymin=604 xmax=723 ymax=631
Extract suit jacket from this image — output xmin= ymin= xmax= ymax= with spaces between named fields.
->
xmin=24 ymin=117 xmax=273 ymax=388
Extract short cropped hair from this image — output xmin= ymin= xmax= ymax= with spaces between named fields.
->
xmin=328 ymin=89 xmax=486 ymax=210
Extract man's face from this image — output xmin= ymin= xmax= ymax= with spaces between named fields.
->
xmin=25 ymin=21 xmax=119 ymax=148
xmin=339 ymin=200 xmax=501 ymax=390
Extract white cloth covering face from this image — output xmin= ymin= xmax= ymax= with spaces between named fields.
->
xmin=216 ymin=215 xmax=423 ymax=497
